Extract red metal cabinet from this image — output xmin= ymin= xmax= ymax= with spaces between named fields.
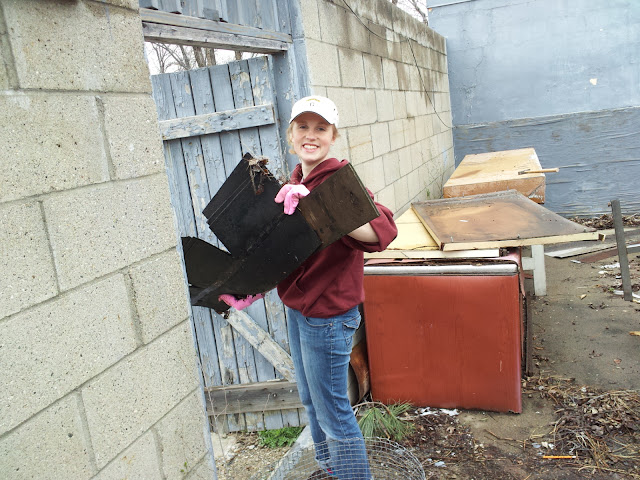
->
xmin=363 ymin=262 xmax=522 ymax=413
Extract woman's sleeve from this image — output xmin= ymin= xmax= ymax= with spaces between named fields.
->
xmin=342 ymin=191 xmax=398 ymax=253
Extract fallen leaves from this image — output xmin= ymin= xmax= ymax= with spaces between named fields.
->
xmin=523 ymin=375 xmax=640 ymax=474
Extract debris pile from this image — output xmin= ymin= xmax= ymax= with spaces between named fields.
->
xmin=570 ymin=213 xmax=640 ymax=229
xmin=524 ymin=375 xmax=640 ymax=477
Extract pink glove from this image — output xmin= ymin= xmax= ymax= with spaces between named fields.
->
xmin=219 ymin=293 xmax=264 ymax=310
xmin=275 ymin=184 xmax=310 ymax=215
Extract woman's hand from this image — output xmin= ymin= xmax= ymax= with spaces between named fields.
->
xmin=275 ymin=184 xmax=310 ymax=214
xmin=218 ymin=293 xmax=265 ymax=310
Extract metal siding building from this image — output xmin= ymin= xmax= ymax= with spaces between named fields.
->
xmin=428 ymin=0 xmax=640 ymax=216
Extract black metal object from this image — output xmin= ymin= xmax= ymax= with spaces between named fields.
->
xmin=182 ymin=154 xmax=379 ymax=312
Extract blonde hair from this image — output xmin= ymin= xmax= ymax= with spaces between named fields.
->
xmin=286 ymin=122 xmax=340 ymax=155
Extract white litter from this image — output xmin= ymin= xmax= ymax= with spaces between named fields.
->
xmin=416 ymin=407 xmax=459 ymax=417
xmin=440 ymin=408 xmax=459 ymax=416
xmin=613 ymin=290 xmax=640 ymax=298
xmin=433 ymin=461 xmax=446 ymax=467
xmin=601 ymin=263 xmax=620 ymax=269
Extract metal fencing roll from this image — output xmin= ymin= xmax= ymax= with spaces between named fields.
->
xmin=249 ymin=437 xmax=425 ymax=480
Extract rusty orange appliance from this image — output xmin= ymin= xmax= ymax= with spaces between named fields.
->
xmin=363 ymin=257 xmax=523 ymax=413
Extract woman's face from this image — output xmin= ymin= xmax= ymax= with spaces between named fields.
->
xmin=290 ymin=112 xmax=336 ymax=173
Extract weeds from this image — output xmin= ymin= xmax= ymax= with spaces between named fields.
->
xmin=258 ymin=426 xmax=304 ymax=448
xmin=355 ymin=401 xmax=415 ymax=441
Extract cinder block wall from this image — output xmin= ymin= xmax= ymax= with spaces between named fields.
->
xmin=298 ymin=0 xmax=455 ymax=213
xmin=0 ymin=1 xmax=214 ymax=479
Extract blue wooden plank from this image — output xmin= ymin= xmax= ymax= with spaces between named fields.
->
xmin=153 ymin=71 xmax=233 ymax=432
xmin=270 ymin=49 xmax=310 ymax=174
xmin=224 ymin=0 xmax=239 ymax=25
xmin=159 ymin=0 xmax=181 ymax=14
xmin=275 ymin=0 xmax=291 ymax=35
xmin=209 ymin=64 xmax=244 ymax=179
xmin=192 ymin=307 xmax=223 ymax=388
xmin=234 ymin=56 xmax=289 ymax=431
xmin=256 ymin=0 xmax=276 ymax=30
xmin=152 ymin=48 xmax=306 ymax=431
xmin=248 ymin=56 xmax=287 ymax=182
xmin=210 ymin=61 xmax=268 ymax=431
xmin=180 ymin=0 xmax=202 ymax=17
xmin=264 ymin=290 xmax=300 ymax=427
xmin=140 ymin=9 xmax=292 ymax=43
xmin=213 ymin=0 xmax=227 ymax=22
xmin=151 ymin=74 xmax=197 ymax=237
xmin=175 ymin=0 xmax=218 ymax=21
xmin=237 ymin=0 xmax=258 ymax=28
xmin=170 ymin=72 xmax=217 ymax=246
xmin=164 ymin=69 xmax=240 ymax=432
xmin=176 ymin=68 xmax=249 ymax=432
xmin=229 ymin=60 xmax=262 ymax=156
xmin=189 ymin=67 xmax=226 ymax=248
xmin=244 ymin=53 xmax=301 ymax=429
xmin=159 ymin=104 xmax=276 ymax=140
xmin=139 ymin=0 xmax=160 ymax=9
xmin=232 ymin=312 xmax=263 ymax=431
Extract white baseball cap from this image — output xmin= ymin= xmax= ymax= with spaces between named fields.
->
xmin=289 ymin=95 xmax=339 ymax=127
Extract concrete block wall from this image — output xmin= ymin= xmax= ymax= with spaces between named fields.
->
xmin=0 ymin=1 xmax=214 ymax=479
xmin=298 ymin=0 xmax=455 ymax=214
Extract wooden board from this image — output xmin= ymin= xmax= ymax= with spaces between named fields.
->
xmin=206 ymin=380 xmax=302 ymax=415
xmin=185 ymin=157 xmax=379 ymax=310
xmin=297 ymin=163 xmax=380 ymax=247
xmin=443 ymin=148 xmax=546 ymax=203
xmin=364 ymin=249 xmax=500 ymax=259
xmin=412 ymin=190 xmax=598 ymax=251
xmin=385 ymin=208 xmax=439 ymax=250
xmin=367 ymin=209 xmax=500 ymax=258
xmin=159 ymin=104 xmax=275 ymax=140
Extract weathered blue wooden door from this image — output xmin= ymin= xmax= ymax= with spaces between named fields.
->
xmin=151 ymin=56 xmax=303 ymax=432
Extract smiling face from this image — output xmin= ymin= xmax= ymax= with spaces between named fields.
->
xmin=289 ymin=112 xmax=337 ymax=177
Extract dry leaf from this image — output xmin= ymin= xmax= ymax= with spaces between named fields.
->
xmin=613 ymin=358 xmax=622 ymax=365
xmin=630 ymin=331 xmax=640 ymax=336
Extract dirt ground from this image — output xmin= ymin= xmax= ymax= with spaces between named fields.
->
xmin=213 ymin=222 xmax=640 ymax=479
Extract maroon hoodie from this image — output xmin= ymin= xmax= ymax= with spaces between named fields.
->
xmin=277 ymin=158 xmax=397 ymax=317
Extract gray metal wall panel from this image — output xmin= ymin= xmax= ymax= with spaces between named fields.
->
xmin=453 ymin=107 xmax=640 ymax=217
xmin=429 ymin=0 xmax=640 ymax=125
xmin=429 ymin=0 xmax=640 ymax=217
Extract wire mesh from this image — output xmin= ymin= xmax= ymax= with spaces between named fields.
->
xmin=250 ymin=437 xmax=425 ymax=480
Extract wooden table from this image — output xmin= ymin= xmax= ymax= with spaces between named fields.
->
xmin=443 ymin=147 xmax=547 ymax=203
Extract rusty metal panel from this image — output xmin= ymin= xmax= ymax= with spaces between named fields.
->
xmin=363 ymin=267 xmax=522 ymax=413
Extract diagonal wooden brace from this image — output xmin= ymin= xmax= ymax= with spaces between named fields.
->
xmin=224 ymin=310 xmax=295 ymax=382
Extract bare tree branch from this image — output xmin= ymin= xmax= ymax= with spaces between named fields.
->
xmin=392 ymin=0 xmax=429 ymax=25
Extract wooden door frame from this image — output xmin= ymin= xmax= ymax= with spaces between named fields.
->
xmin=141 ymin=0 xmax=309 ymax=181
xmin=142 ymin=0 xmax=313 ymax=429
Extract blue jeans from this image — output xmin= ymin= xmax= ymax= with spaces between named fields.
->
xmin=287 ymin=306 xmax=371 ymax=480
